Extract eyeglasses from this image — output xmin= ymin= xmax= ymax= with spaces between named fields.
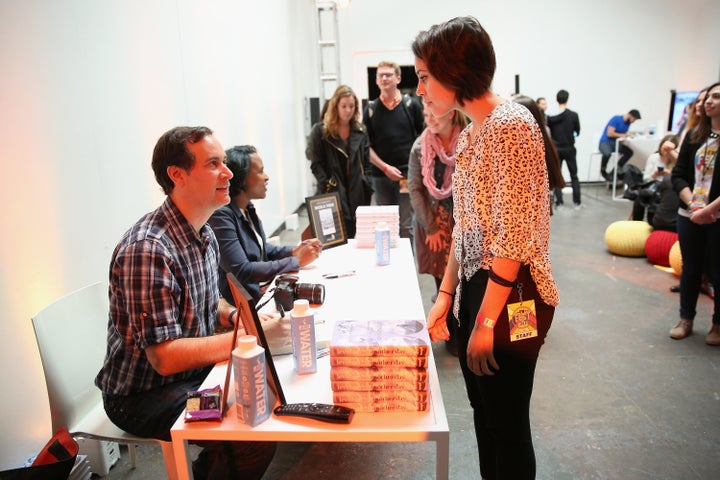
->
xmin=376 ymin=73 xmax=396 ymax=79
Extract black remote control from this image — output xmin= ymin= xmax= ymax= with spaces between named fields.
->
xmin=273 ymin=403 xmax=355 ymax=424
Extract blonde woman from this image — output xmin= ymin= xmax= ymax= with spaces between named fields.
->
xmin=306 ymin=85 xmax=371 ymax=238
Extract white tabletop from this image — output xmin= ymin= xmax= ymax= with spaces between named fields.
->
xmin=170 ymin=238 xmax=450 ymax=480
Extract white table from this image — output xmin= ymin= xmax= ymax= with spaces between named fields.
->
xmin=170 ymin=239 xmax=450 ymax=479
xmin=611 ymin=135 xmax=660 ymax=200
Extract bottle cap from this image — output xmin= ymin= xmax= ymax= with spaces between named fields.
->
xmin=237 ymin=334 xmax=257 ymax=352
xmin=292 ymin=299 xmax=310 ymax=315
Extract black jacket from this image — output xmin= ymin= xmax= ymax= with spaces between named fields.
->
xmin=671 ymin=134 xmax=720 ymax=210
xmin=306 ymin=122 xmax=371 ymax=237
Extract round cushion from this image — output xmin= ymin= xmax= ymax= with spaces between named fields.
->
xmin=644 ymin=230 xmax=678 ymax=267
xmin=604 ymin=220 xmax=653 ymax=257
xmin=669 ymin=240 xmax=682 ymax=276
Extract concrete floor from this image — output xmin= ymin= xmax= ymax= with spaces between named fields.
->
xmin=101 ymin=184 xmax=719 ymax=479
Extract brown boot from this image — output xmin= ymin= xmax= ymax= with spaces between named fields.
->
xmin=706 ymin=324 xmax=720 ymax=346
xmin=669 ymin=319 xmax=693 ymax=340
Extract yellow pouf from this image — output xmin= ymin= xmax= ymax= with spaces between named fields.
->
xmin=669 ymin=240 xmax=682 ymax=276
xmin=604 ymin=220 xmax=653 ymax=257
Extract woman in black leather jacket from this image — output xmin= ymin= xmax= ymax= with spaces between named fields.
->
xmin=306 ymin=85 xmax=371 ymax=238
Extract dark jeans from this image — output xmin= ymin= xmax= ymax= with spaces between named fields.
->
xmin=677 ymin=215 xmax=720 ymax=325
xmin=103 ymin=367 xmax=276 ymax=480
xmin=554 ymin=146 xmax=581 ymax=205
xmin=372 ymin=175 xmax=413 ymax=242
xmin=599 ymin=141 xmax=633 ymax=178
xmin=457 ymin=266 xmax=554 ymax=480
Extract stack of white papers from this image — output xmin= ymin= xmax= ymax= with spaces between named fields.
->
xmin=354 ymin=205 xmax=400 ymax=248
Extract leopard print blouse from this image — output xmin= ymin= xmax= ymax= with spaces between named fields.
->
xmin=452 ymin=100 xmax=559 ymax=307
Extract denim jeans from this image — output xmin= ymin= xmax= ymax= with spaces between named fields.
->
xmin=372 ymin=175 xmax=413 ymax=241
xmin=599 ymin=141 xmax=633 ymax=176
xmin=677 ymin=215 xmax=720 ymax=325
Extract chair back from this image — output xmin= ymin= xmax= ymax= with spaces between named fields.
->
xmin=32 ymin=281 xmax=109 ymax=434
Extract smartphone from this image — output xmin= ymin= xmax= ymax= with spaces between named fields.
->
xmin=657 ymin=165 xmax=664 ymax=171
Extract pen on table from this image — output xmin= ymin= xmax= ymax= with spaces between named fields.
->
xmin=301 ymin=240 xmax=323 ymax=248
xmin=322 ymin=270 xmax=356 ymax=279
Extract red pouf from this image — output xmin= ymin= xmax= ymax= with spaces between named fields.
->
xmin=644 ymin=230 xmax=678 ymax=267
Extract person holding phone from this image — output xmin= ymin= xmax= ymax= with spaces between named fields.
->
xmin=630 ymin=134 xmax=680 ymax=224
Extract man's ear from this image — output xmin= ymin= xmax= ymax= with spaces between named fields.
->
xmin=167 ymin=165 xmax=185 ymax=188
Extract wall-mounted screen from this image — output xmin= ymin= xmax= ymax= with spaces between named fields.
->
xmin=668 ymin=89 xmax=700 ymax=134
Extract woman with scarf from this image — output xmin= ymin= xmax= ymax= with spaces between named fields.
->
xmin=408 ymin=104 xmax=468 ymax=355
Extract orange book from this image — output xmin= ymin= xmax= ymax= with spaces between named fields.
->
xmin=329 ymin=319 xmax=431 ymax=357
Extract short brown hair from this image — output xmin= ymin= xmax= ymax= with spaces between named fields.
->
xmin=151 ymin=126 xmax=213 ymax=195
xmin=412 ymin=16 xmax=496 ymax=107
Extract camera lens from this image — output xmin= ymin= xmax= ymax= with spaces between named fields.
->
xmin=296 ymin=283 xmax=325 ymax=305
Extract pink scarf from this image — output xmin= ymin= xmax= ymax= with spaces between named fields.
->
xmin=420 ymin=126 xmax=460 ymax=199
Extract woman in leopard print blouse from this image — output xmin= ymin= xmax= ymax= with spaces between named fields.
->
xmin=413 ymin=16 xmax=565 ymax=480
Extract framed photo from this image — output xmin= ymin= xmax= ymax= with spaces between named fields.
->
xmin=304 ymin=192 xmax=347 ymax=249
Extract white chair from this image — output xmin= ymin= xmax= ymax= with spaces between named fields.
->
xmin=31 ymin=281 xmax=177 ymax=479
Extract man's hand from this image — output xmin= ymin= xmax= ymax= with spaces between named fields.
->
xmin=259 ymin=312 xmax=292 ymax=351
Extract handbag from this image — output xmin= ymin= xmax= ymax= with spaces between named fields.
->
xmin=0 ymin=427 xmax=78 ymax=480
xmin=358 ymin=149 xmax=374 ymax=205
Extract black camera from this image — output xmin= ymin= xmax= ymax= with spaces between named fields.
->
xmin=273 ymin=274 xmax=325 ymax=312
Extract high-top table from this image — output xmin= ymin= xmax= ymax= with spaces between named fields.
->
xmin=170 ymin=238 xmax=450 ymax=479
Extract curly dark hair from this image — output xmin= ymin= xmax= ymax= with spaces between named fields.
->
xmin=226 ymin=145 xmax=257 ymax=198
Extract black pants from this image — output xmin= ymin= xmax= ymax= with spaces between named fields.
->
xmin=554 ymin=146 xmax=581 ymax=205
xmin=103 ymin=367 xmax=276 ymax=480
xmin=457 ymin=266 xmax=554 ymax=480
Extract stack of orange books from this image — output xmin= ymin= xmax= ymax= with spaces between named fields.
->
xmin=329 ymin=319 xmax=430 ymax=412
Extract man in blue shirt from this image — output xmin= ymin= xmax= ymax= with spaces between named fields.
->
xmin=599 ymin=109 xmax=641 ymax=181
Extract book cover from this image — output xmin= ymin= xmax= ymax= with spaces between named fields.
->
xmin=330 ymin=366 xmax=428 ymax=382
xmin=333 ymin=390 xmax=429 ymax=404
xmin=329 ymin=355 xmax=429 ymax=368
xmin=330 ymin=319 xmax=431 ymax=357
xmin=337 ymin=401 xmax=429 ymax=413
xmin=330 ymin=380 xmax=428 ymax=392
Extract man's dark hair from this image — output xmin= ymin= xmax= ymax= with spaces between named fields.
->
xmin=412 ymin=16 xmax=496 ymax=107
xmin=151 ymin=126 xmax=213 ymax=195
xmin=226 ymin=145 xmax=257 ymax=198
xmin=556 ymin=89 xmax=569 ymax=104
xmin=628 ymin=109 xmax=642 ymax=120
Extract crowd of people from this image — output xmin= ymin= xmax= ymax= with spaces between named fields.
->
xmin=90 ymin=14 xmax=719 ymax=480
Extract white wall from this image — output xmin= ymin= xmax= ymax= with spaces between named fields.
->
xmin=1 ymin=0 xmax=719 ymax=468
xmin=338 ymin=0 xmax=719 ymax=181
xmin=0 ymin=0 xmax=317 ymax=467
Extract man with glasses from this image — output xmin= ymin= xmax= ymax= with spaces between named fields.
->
xmin=363 ymin=60 xmax=424 ymax=243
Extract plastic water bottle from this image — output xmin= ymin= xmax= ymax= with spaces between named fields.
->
xmin=290 ymin=299 xmax=317 ymax=374
xmin=375 ymin=221 xmax=390 ymax=266
xmin=232 ymin=335 xmax=270 ymax=426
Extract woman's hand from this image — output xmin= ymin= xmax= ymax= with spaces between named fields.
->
xmin=466 ymin=322 xmax=499 ymax=376
xmin=427 ymin=293 xmax=452 ymax=343
xmin=293 ymin=239 xmax=323 ymax=267
xmin=425 ymin=230 xmax=444 ymax=252
xmin=690 ymin=206 xmax=719 ymax=225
